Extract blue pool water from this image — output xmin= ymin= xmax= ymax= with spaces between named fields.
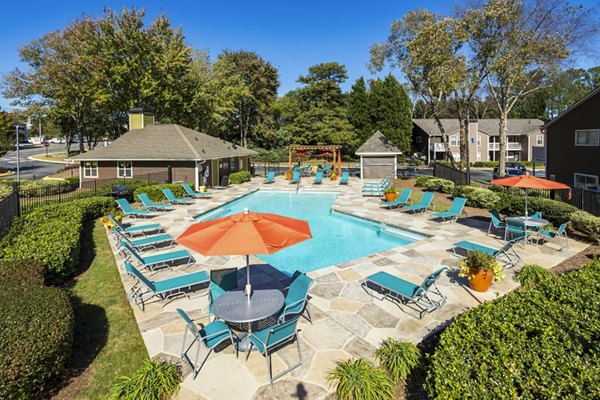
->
xmin=195 ymin=191 xmax=425 ymax=274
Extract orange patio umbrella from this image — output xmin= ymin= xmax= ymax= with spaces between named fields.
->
xmin=491 ymin=173 xmax=571 ymax=217
xmin=176 ymin=208 xmax=312 ymax=298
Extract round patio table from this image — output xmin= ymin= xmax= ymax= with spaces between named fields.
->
xmin=213 ymin=289 xmax=284 ymax=352
xmin=510 ymin=216 xmax=549 ymax=228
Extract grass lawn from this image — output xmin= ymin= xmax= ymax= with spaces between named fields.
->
xmin=31 ymin=150 xmax=79 ymax=162
xmin=55 ymin=220 xmax=147 ymax=399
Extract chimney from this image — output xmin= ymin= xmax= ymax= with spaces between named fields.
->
xmin=128 ymin=107 xmax=155 ymax=130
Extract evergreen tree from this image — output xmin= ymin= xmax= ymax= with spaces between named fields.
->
xmin=347 ymin=77 xmax=371 ymax=145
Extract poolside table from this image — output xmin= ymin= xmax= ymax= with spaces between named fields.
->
xmin=213 ymin=289 xmax=284 ymax=352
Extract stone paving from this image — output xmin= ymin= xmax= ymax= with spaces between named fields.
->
xmin=107 ymin=175 xmax=588 ymax=400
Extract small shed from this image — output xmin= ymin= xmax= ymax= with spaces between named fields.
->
xmin=355 ymin=131 xmax=402 ymax=179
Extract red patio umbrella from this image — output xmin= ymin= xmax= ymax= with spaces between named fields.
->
xmin=491 ymin=174 xmax=571 ymax=217
xmin=176 ymin=208 xmax=312 ymax=298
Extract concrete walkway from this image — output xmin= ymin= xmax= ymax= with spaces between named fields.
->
xmin=107 ymin=175 xmax=587 ymax=399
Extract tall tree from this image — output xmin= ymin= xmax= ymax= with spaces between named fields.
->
xmin=347 ymin=77 xmax=371 ymax=144
xmin=0 ymin=111 xmax=14 ymax=157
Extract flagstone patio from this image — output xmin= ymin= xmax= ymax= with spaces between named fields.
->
xmin=108 ymin=175 xmax=587 ymax=400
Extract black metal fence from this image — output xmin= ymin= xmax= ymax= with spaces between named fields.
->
xmin=0 ymin=183 xmax=19 ymax=238
xmin=433 ymin=162 xmax=470 ymax=186
xmin=557 ymin=186 xmax=600 ymax=216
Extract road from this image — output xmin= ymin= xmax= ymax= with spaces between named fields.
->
xmin=0 ymin=144 xmax=71 ymax=180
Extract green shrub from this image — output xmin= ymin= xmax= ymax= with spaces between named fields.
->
xmin=327 ymin=358 xmax=394 ymax=400
xmin=17 ymin=179 xmax=78 ymax=197
xmin=108 ymin=360 xmax=181 ymax=400
xmin=514 ymin=264 xmax=555 ymax=289
xmin=0 ymin=197 xmax=113 ymax=284
xmin=415 ymin=175 xmax=435 ymax=187
xmin=472 ymin=161 xmax=497 ymax=168
xmin=0 ymin=260 xmax=73 ymax=400
xmin=133 ymin=183 xmax=188 ymax=202
xmin=451 ymin=186 xmax=502 ymax=209
xmin=424 ymin=178 xmax=454 ymax=193
xmin=228 ymin=170 xmax=251 ymax=184
xmin=569 ymin=210 xmax=600 ymax=243
xmin=0 ymin=183 xmax=14 ymax=199
xmin=375 ymin=338 xmax=421 ymax=382
xmin=426 ymin=258 xmax=600 ymax=399
xmin=502 ymin=196 xmax=579 ymax=225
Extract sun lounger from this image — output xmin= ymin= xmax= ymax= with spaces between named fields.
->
xmin=116 ymin=198 xmax=154 ymax=218
xmin=431 ymin=197 xmax=467 ymax=223
xmin=138 ymin=193 xmax=172 ymax=211
xmin=339 ymin=171 xmax=349 ymax=184
xmin=120 ymin=241 xmax=195 ymax=271
xmin=108 ymin=214 xmax=163 ymax=236
xmin=381 ymin=188 xmax=412 ymax=209
xmin=363 ymin=176 xmax=389 ymax=189
xmin=264 ymin=171 xmax=275 ymax=184
xmin=290 ymin=171 xmax=300 ymax=184
xmin=452 ymin=238 xmax=521 ymax=267
xmin=182 ymin=183 xmax=212 ymax=198
xmin=313 ymin=171 xmax=323 ymax=184
xmin=362 ymin=268 xmax=447 ymax=319
xmin=403 ymin=191 xmax=434 ymax=214
xmin=162 ymin=188 xmax=193 ymax=205
xmin=114 ymin=228 xmax=174 ymax=252
xmin=362 ymin=180 xmax=392 ymax=197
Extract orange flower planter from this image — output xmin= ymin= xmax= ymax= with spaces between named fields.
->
xmin=384 ymin=192 xmax=397 ymax=202
xmin=468 ymin=268 xmax=494 ymax=292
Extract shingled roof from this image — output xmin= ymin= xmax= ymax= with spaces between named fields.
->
xmin=413 ymin=119 xmax=544 ymax=137
xmin=355 ymin=131 xmax=402 ymax=155
xmin=69 ymin=124 xmax=257 ymax=161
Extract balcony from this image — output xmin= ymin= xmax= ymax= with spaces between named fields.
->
xmin=429 ymin=143 xmax=445 ymax=152
xmin=488 ymin=142 xmax=522 ymax=151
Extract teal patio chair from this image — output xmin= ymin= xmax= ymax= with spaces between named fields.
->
xmin=120 ymin=241 xmax=195 ymax=271
xmin=115 ymin=198 xmax=154 ymax=219
xmin=114 ymin=228 xmax=174 ymax=252
xmin=363 ymin=176 xmax=389 ymax=189
xmin=539 ymin=221 xmax=571 ymax=251
xmin=362 ymin=268 xmax=447 ymax=319
xmin=323 ymin=165 xmax=330 ymax=176
xmin=125 ymin=263 xmax=209 ymax=310
xmin=138 ymin=193 xmax=172 ymax=211
xmin=381 ymin=188 xmax=412 ymax=209
xmin=290 ymin=171 xmax=300 ymax=184
xmin=452 ymin=238 xmax=522 ymax=267
xmin=177 ymin=308 xmax=237 ymax=379
xmin=339 ymin=170 xmax=349 ymax=184
xmin=362 ymin=180 xmax=392 ymax=197
xmin=162 ymin=188 xmax=192 ymax=205
xmin=431 ymin=197 xmax=467 ymax=223
xmin=246 ymin=317 xmax=303 ymax=386
xmin=505 ymin=218 xmax=531 ymax=242
xmin=277 ymin=273 xmax=314 ymax=324
xmin=264 ymin=171 xmax=275 ymax=184
xmin=108 ymin=214 xmax=163 ymax=236
xmin=182 ymin=183 xmax=212 ymax=198
xmin=313 ymin=171 xmax=323 ymax=184
xmin=488 ymin=210 xmax=506 ymax=235
xmin=208 ymin=268 xmax=238 ymax=320
xmin=403 ymin=191 xmax=435 ymax=214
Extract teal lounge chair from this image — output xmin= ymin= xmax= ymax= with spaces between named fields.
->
xmin=290 ymin=171 xmax=300 ymax=184
xmin=120 ymin=241 xmax=195 ymax=271
xmin=488 ymin=210 xmax=506 ymax=235
xmin=264 ymin=171 xmax=275 ymax=184
xmin=246 ymin=317 xmax=303 ymax=386
xmin=177 ymin=308 xmax=237 ymax=379
xmin=539 ymin=221 xmax=570 ymax=251
xmin=182 ymin=183 xmax=212 ymax=198
xmin=403 ymin=191 xmax=434 ymax=214
xmin=431 ymin=197 xmax=467 ymax=223
xmin=208 ymin=268 xmax=238 ymax=320
xmin=362 ymin=268 xmax=447 ymax=319
xmin=116 ymin=198 xmax=154 ymax=218
xmin=504 ymin=218 xmax=532 ymax=242
xmin=323 ymin=165 xmax=330 ymax=176
xmin=313 ymin=171 xmax=323 ymax=184
xmin=452 ymin=238 xmax=521 ymax=267
xmin=362 ymin=180 xmax=392 ymax=197
xmin=162 ymin=188 xmax=193 ymax=205
xmin=125 ymin=262 xmax=209 ymax=310
xmin=108 ymin=214 xmax=163 ymax=236
xmin=339 ymin=170 xmax=349 ymax=184
xmin=381 ymin=188 xmax=412 ymax=209
xmin=363 ymin=176 xmax=389 ymax=189
xmin=138 ymin=193 xmax=172 ymax=211
xmin=277 ymin=273 xmax=314 ymax=324
xmin=113 ymin=228 xmax=174 ymax=252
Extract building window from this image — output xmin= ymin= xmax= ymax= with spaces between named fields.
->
xmin=477 ymin=136 xmax=481 ymax=146
xmin=415 ymin=135 xmax=422 ymax=144
xmin=117 ymin=161 xmax=133 ymax=178
xmin=575 ymin=129 xmax=599 ymax=146
xmin=450 ymin=135 xmax=458 ymax=146
xmin=574 ymin=173 xmax=598 ymax=189
xmin=536 ymin=135 xmax=544 ymax=145
xmin=83 ymin=161 xmax=98 ymax=178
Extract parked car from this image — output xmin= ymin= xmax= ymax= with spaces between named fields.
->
xmin=493 ymin=165 xmax=527 ymax=180
xmin=506 ymin=162 xmax=526 ymax=173
xmin=48 ymin=137 xmax=65 ymax=144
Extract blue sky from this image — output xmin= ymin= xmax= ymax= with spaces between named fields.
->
xmin=1 ymin=0 xmax=598 ymax=110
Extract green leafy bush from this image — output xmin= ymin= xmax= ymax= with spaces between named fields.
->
xmin=503 ymin=196 xmax=579 ymax=225
xmin=327 ymin=358 xmax=394 ymax=400
xmin=0 ymin=260 xmax=73 ymax=400
xmin=569 ymin=210 xmax=600 ymax=243
xmin=16 ymin=179 xmax=78 ymax=197
xmin=424 ymin=178 xmax=454 ymax=193
xmin=375 ymin=338 xmax=421 ymax=382
xmin=415 ymin=175 xmax=435 ymax=187
xmin=451 ymin=186 xmax=502 ymax=209
xmin=514 ymin=264 xmax=555 ymax=289
xmin=0 ymin=197 xmax=113 ymax=284
xmin=108 ymin=360 xmax=181 ymax=400
xmin=472 ymin=161 xmax=497 ymax=168
xmin=0 ymin=183 xmax=14 ymax=199
xmin=228 ymin=170 xmax=251 ymax=184
xmin=426 ymin=258 xmax=600 ymax=399
xmin=133 ymin=183 xmax=188 ymax=202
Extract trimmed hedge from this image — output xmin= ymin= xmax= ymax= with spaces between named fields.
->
xmin=423 ymin=178 xmax=454 ymax=193
xmin=451 ymin=186 xmax=508 ymax=210
xmin=133 ymin=183 xmax=188 ymax=203
xmin=229 ymin=170 xmax=251 ymax=184
xmin=415 ymin=176 xmax=435 ymax=187
xmin=0 ymin=260 xmax=73 ymax=399
xmin=427 ymin=258 xmax=600 ymax=399
xmin=0 ymin=197 xmax=114 ymax=284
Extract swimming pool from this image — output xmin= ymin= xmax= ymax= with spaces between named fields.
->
xmin=195 ymin=191 xmax=425 ymax=274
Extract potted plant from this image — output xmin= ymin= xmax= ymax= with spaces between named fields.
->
xmin=330 ymin=171 xmax=338 ymax=181
xmin=102 ymin=214 xmax=121 ymax=230
xmin=383 ymin=187 xmax=397 ymax=202
xmin=459 ymin=251 xmax=504 ymax=292
xmin=284 ymin=170 xmax=293 ymax=180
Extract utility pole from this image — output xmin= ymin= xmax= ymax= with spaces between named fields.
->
xmin=465 ymin=111 xmax=471 ymax=185
xmin=15 ymin=124 xmax=20 ymax=183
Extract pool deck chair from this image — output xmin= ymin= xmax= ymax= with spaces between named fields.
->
xmin=125 ymin=263 xmax=209 ymax=310
xmin=313 ymin=171 xmax=323 ymax=184
xmin=488 ymin=210 xmax=506 ymax=235
xmin=182 ymin=183 xmax=212 ymax=198
xmin=362 ymin=180 xmax=392 ymax=197
xmin=362 ymin=268 xmax=447 ymax=319
xmin=539 ymin=221 xmax=570 ymax=251
xmin=177 ymin=308 xmax=237 ymax=379
xmin=504 ymin=218 xmax=532 ymax=243
xmin=363 ymin=176 xmax=389 ymax=189
xmin=108 ymin=214 xmax=163 ymax=236
xmin=246 ymin=317 xmax=303 ymax=386
xmin=290 ymin=171 xmax=300 ymax=184
xmin=381 ymin=188 xmax=412 ymax=209
xmin=431 ymin=197 xmax=467 ymax=223
xmin=162 ymin=188 xmax=193 ymax=205
xmin=264 ymin=171 xmax=275 ymax=184
xmin=114 ymin=228 xmax=174 ymax=252
xmin=277 ymin=273 xmax=314 ymax=324
xmin=138 ymin=193 xmax=173 ymax=211
xmin=403 ymin=192 xmax=435 ymax=214
xmin=452 ymin=238 xmax=521 ymax=267
xmin=116 ymin=199 xmax=154 ymax=219
xmin=339 ymin=171 xmax=349 ymax=184
xmin=120 ymin=241 xmax=195 ymax=271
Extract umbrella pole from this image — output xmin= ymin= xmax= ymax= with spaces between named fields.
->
xmin=525 ymin=188 xmax=528 ymax=220
xmin=245 ymin=254 xmax=251 ymax=300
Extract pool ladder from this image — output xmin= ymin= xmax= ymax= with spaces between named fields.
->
xmin=295 ymin=177 xmax=301 ymax=192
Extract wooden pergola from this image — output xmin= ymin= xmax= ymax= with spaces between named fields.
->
xmin=288 ymin=145 xmax=343 ymax=176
